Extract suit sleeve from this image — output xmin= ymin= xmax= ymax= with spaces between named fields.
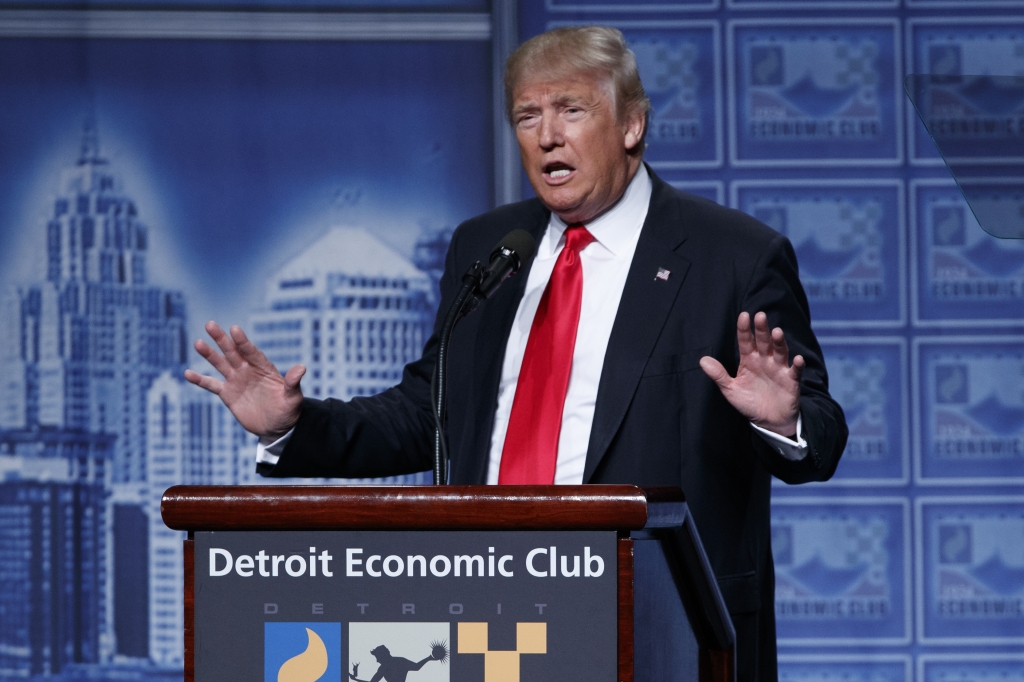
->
xmin=739 ymin=233 xmax=848 ymax=484
xmin=256 ymin=225 xmax=467 ymax=480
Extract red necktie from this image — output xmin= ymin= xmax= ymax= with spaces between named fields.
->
xmin=498 ymin=225 xmax=594 ymax=484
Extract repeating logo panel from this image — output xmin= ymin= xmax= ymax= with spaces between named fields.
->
xmin=911 ymin=180 xmax=1024 ymax=325
xmin=778 ymin=656 xmax=910 ymax=682
xmin=908 ymin=0 xmax=1024 ymax=6
xmin=730 ymin=0 xmax=896 ymax=7
xmin=916 ymin=498 xmax=1024 ymax=643
xmin=729 ymin=19 xmax=901 ymax=166
xmin=611 ymin=23 xmax=722 ymax=169
xmin=915 ymin=338 xmax=1024 ymax=484
xmin=733 ymin=181 xmax=904 ymax=326
xmin=547 ymin=0 xmax=717 ymax=10
xmin=0 ymin=0 xmax=487 ymax=6
xmin=807 ymin=339 xmax=908 ymax=485
xmin=772 ymin=499 xmax=910 ymax=645
xmin=907 ymin=19 xmax=1024 ymax=163
xmin=918 ymin=655 xmax=1024 ymax=682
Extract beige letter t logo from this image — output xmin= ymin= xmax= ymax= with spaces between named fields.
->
xmin=457 ymin=622 xmax=547 ymax=682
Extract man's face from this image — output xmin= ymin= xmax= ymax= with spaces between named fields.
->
xmin=512 ymin=72 xmax=645 ymax=225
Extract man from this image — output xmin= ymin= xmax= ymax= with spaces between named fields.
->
xmin=185 ymin=27 xmax=846 ymax=681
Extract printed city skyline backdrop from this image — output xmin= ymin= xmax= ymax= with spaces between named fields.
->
xmin=1 ymin=1 xmax=1023 ymax=680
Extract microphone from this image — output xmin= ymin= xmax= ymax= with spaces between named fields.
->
xmin=430 ymin=229 xmax=537 ymax=485
xmin=473 ymin=229 xmax=537 ymax=304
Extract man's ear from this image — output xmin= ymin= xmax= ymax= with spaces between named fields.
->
xmin=623 ymin=109 xmax=646 ymax=153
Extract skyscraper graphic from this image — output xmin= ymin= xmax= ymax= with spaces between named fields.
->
xmin=0 ymin=120 xmax=188 ymax=483
xmin=249 ymin=226 xmax=436 ymax=484
xmin=0 ymin=449 xmax=109 ymax=676
xmin=0 ymin=120 xmax=445 ymax=677
xmin=0 ymin=121 xmax=188 ymax=676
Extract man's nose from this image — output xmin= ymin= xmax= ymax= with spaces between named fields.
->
xmin=537 ymin=114 xmax=563 ymax=149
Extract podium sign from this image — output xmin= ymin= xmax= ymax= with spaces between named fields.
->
xmin=164 ymin=485 xmax=735 ymax=682
xmin=194 ymin=530 xmax=617 ymax=682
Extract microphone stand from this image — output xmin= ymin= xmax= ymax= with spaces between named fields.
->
xmin=431 ymin=262 xmax=485 ymax=485
xmin=429 ymin=229 xmax=535 ymax=485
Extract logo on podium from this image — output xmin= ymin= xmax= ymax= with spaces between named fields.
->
xmin=265 ymin=622 xmax=342 ymax=682
xmin=457 ymin=622 xmax=547 ymax=682
xmin=348 ymin=622 xmax=450 ymax=682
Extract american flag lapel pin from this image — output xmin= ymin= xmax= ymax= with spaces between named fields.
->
xmin=656 ymin=267 xmax=671 ymax=281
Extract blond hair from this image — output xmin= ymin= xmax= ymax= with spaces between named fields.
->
xmin=504 ymin=26 xmax=651 ymax=126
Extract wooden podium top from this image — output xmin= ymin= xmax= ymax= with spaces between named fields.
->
xmin=161 ymin=484 xmax=685 ymax=532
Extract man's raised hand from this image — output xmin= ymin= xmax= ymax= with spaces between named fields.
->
xmin=183 ymin=321 xmax=304 ymax=440
xmin=698 ymin=311 xmax=803 ymax=438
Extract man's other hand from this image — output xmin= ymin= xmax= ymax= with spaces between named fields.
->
xmin=183 ymin=321 xmax=305 ymax=440
xmin=699 ymin=311 xmax=802 ymax=438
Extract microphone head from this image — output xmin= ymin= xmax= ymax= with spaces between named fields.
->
xmin=490 ymin=229 xmax=537 ymax=270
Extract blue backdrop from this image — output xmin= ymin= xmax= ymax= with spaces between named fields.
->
xmin=0 ymin=0 xmax=1021 ymax=679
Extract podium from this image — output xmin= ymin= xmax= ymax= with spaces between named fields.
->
xmin=162 ymin=485 xmax=735 ymax=682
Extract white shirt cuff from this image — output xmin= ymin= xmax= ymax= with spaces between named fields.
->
xmin=750 ymin=413 xmax=807 ymax=461
xmin=255 ymin=428 xmax=295 ymax=466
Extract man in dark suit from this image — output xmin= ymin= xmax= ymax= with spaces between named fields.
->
xmin=186 ymin=26 xmax=846 ymax=682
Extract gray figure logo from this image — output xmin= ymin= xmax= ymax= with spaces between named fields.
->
xmin=350 ymin=641 xmax=449 ymax=682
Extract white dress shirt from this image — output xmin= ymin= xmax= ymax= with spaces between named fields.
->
xmin=258 ymin=165 xmax=807 ymax=473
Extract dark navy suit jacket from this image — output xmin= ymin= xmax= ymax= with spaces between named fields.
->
xmin=262 ymin=170 xmax=848 ymax=682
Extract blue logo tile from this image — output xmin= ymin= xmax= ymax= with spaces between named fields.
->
xmin=918 ymin=341 xmax=1024 ymax=482
xmin=737 ymin=182 xmax=903 ymax=326
xmin=914 ymin=183 xmax=1024 ymax=324
xmin=622 ymin=24 xmax=721 ymax=168
xmin=919 ymin=500 xmax=1024 ymax=643
xmin=779 ymin=657 xmax=908 ymax=682
xmin=910 ymin=21 xmax=1024 ymax=162
xmin=818 ymin=341 xmax=906 ymax=482
xmin=772 ymin=499 xmax=909 ymax=644
xmin=921 ymin=656 xmax=1024 ymax=682
xmin=266 ymin=622 xmax=342 ymax=682
xmin=732 ymin=21 xmax=900 ymax=165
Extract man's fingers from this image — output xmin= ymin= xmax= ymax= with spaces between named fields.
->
xmin=699 ymin=356 xmax=731 ymax=388
xmin=194 ymin=339 xmax=232 ymax=376
xmin=736 ymin=311 xmax=755 ymax=356
xmin=753 ymin=311 xmax=772 ymax=356
xmin=771 ymin=327 xmax=790 ymax=364
xmin=183 ymin=369 xmax=224 ymax=395
xmin=207 ymin=320 xmax=244 ymax=368
xmin=230 ymin=325 xmax=272 ymax=369
xmin=791 ymin=354 xmax=805 ymax=381
xmin=284 ymin=364 xmax=306 ymax=390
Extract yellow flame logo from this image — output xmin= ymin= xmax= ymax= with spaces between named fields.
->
xmin=277 ymin=627 xmax=329 ymax=682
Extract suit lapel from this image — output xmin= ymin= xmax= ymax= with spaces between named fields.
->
xmin=453 ymin=202 xmax=550 ymax=484
xmin=583 ymin=174 xmax=692 ymax=482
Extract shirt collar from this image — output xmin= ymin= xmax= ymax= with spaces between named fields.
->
xmin=547 ymin=163 xmax=652 ymax=258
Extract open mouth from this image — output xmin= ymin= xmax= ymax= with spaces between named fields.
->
xmin=543 ymin=162 xmax=575 ymax=181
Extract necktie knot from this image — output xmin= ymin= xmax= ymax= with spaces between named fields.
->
xmin=563 ymin=225 xmax=594 ymax=263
